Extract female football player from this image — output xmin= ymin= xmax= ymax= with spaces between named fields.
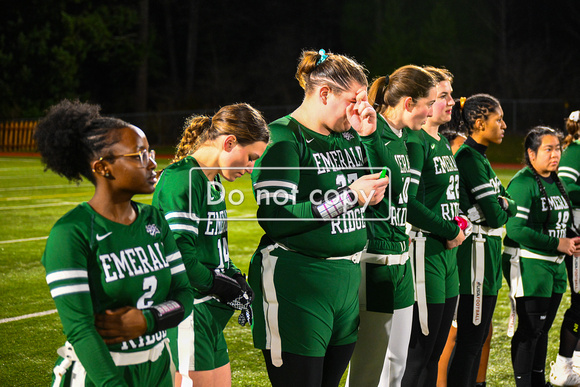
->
xmin=346 ymin=64 xmax=437 ymax=387
xmin=447 ymin=93 xmax=516 ymax=386
xmin=36 ymin=99 xmax=194 ymax=387
xmin=548 ymin=111 xmax=580 ymax=386
xmin=152 ymin=103 xmax=270 ymax=387
xmin=248 ymin=49 xmax=389 ymax=386
xmin=401 ymin=66 xmax=467 ymax=387
xmin=503 ymin=126 xmax=580 ymax=386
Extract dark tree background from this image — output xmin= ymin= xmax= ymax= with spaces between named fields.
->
xmin=1 ymin=0 xmax=580 ymax=136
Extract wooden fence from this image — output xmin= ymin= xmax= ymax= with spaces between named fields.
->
xmin=0 ymin=121 xmax=37 ymax=152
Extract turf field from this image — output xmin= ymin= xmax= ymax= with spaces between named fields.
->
xmin=0 ymin=158 xmax=569 ymax=386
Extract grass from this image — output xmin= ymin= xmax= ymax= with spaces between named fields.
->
xmin=0 ymin=156 xmax=570 ymax=386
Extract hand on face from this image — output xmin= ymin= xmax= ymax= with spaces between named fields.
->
xmin=347 ymin=88 xmax=376 ymax=137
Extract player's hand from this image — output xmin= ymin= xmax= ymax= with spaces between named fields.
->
xmin=232 ymin=273 xmax=254 ymax=303
xmin=559 ymin=237 xmax=580 ymax=256
xmin=346 ymin=88 xmax=376 ymax=137
xmin=446 ymin=229 xmax=466 ymax=249
xmin=95 ymin=306 xmax=147 ymax=344
xmin=206 ymin=271 xmax=243 ymax=303
xmin=349 ymin=172 xmax=389 ymax=207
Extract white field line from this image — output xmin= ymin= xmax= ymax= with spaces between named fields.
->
xmin=0 ymin=309 xmax=58 ymax=324
xmin=0 ymin=184 xmax=92 ymax=192
xmin=0 ymin=174 xmax=47 ymax=180
xmin=0 ymin=202 xmax=79 ymax=210
xmin=0 ymin=236 xmax=48 ymax=244
xmin=2 ymin=192 xmax=92 ymax=201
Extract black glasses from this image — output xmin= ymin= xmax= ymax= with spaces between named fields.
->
xmin=100 ymin=149 xmax=155 ymax=168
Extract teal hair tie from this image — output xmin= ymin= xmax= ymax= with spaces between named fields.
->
xmin=316 ymin=49 xmax=328 ymax=66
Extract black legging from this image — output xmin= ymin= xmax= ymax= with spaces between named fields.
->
xmin=557 ymin=254 xmax=580 ymax=357
xmin=401 ymin=296 xmax=457 ymax=387
xmin=262 ymin=343 xmax=356 ymax=387
xmin=447 ymin=294 xmax=497 ymax=387
xmin=512 ymin=294 xmax=562 ymax=387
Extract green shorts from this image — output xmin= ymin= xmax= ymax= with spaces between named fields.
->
xmin=516 ymin=257 xmax=567 ymax=297
xmin=249 ymin=244 xmax=361 ymax=358
xmin=52 ymin=345 xmax=172 ymax=386
xmin=362 ymin=256 xmax=415 ymax=313
xmin=502 ymin=246 xmax=567 ymax=297
xmin=457 ymin=234 xmax=503 ymax=296
xmin=168 ymin=300 xmax=234 ymax=372
xmin=423 ymin=235 xmax=459 ymax=303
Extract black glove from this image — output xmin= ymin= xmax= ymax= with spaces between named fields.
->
xmin=232 ymin=273 xmax=254 ymax=303
xmin=206 ymin=271 xmax=242 ymax=304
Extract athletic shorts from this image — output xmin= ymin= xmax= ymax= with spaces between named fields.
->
xmin=362 ymin=256 xmax=415 ymax=313
xmin=249 ymin=244 xmax=361 ymax=358
xmin=168 ymin=300 xmax=234 ymax=372
xmin=457 ymin=234 xmax=503 ymax=296
xmin=423 ymin=235 xmax=459 ymax=303
xmin=51 ymin=346 xmax=172 ymax=386
xmin=518 ymin=257 xmax=567 ymax=297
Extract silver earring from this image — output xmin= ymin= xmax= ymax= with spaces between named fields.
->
xmin=105 ymin=172 xmax=110 ymax=177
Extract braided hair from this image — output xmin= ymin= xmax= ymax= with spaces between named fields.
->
xmin=523 ymin=126 xmax=573 ymax=233
xmin=447 ymin=93 xmax=500 ymax=136
xmin=34 ymin=99 xmax=130 ymax=185
xmin=173 ymin=103 xmax=269 ymax=164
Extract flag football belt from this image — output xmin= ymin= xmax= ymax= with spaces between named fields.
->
xmin=408 ymin=228 xmax=429 ymax=336
xmin=53 ymin=340 xmax=167 ymax=386
xmin=361 ymin=251 xmax=409 ymax=266
xmin=573 ymin=208 xmax=580 ymax=231
xmin=519 ymin=249 xmax=565 ymax=264
xmin=56 ymin=340 xmax=165 ymax=367
xmin=277 ymin=242 xmax=363 ymax=263
xmin=469 ymin=225 xmax=503 ymax=327
xmin=471 ymin=224 xmax=504 ymax=237
xmin=503 ymin=246 xmax=565 ymax=338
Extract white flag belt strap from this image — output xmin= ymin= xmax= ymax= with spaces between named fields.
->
xmin=573 ymin=208 xmax=580 ymax=231
xmin=410 ymin=226 xmax=431 ymax=235
xmin=325 ymin=250 xmax=363 ymax=263
xmin=261 ymin=244 xmax=283 ymax=367
xmin=56 ymin=340 xmax=166 ymax=367
xmin=472 ymin=233 xmax=486 ymax=326
xmin=504 ymin=247 xmax=521 ymax=337
xmin=572 ymin=255 xmax=580 ymax=293
xmin=409 ymin=230 xmax=429 ymax=335
xmin=471 ymin=225 xmax=504 ymax=237
xmin=361 ymin=252 xmax=409 ymax=266
xmin=520 ymin=249 xmax=565 ymax=264
xmin=277 ymin=242 xmax=363 ymax=263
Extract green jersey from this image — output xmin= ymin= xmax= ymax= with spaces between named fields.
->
xmin=505 ymin=167 xmax=572 ymax=256
xmin=42 ymin=202 xmax=193 ymax=386
xmin=455 ymin=137 xmax=515 ymax=228
xmin=559 ymin=140 xmax=580 ymax=207
xmin=364 ymin=114 xmax=410 ymax=254
xmin=153 ymin=156 xmax=239 ymax=297
xmin=406 ymin=129 xmax=460 ymax=239
xmin=252 ymin=115 xmax=370 ymax=257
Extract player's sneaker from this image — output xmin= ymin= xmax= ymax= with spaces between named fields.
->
xmin=550 ymin=359 xmax=580 ymax=386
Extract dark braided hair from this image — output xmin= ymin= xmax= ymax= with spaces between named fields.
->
xmin=523 ymin=126 xmax=573 ymax=233
xmin=34 ymin=99 xmax=130 ymax=185
xmin=447 ymin=93 xmax=500 ymax=136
